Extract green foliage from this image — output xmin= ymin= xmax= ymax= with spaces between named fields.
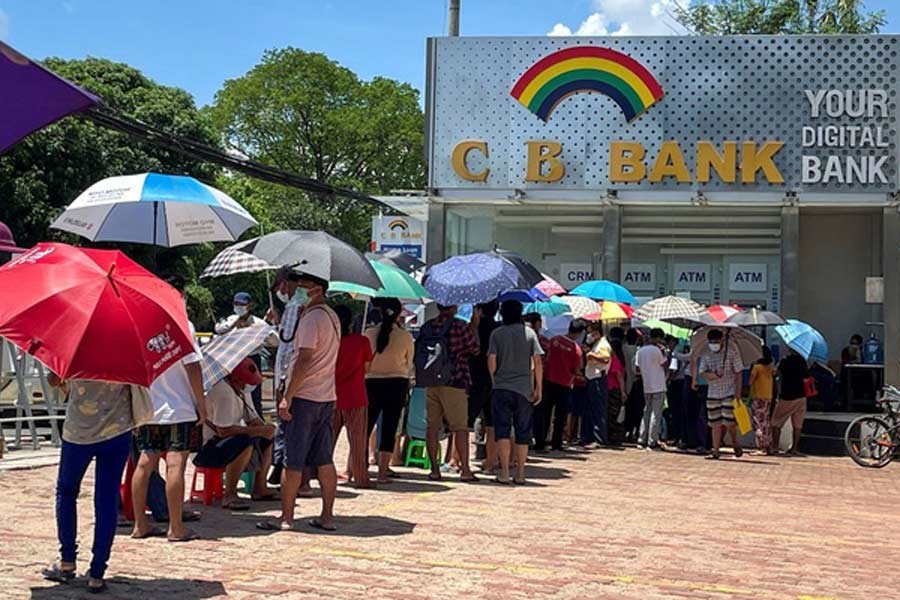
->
xmin=210 ymin=48 xmax=426 ymax=249
xmin=676 ymin=0 xmax=885 ymax=34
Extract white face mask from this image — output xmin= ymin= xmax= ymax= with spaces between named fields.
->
xmin=709 ymin=343 xmax=722 ymax=353
xmin=233 ymin=305 xmax=248 ymax=317
xmin=276 ymin=290 xmax=290 ymax=304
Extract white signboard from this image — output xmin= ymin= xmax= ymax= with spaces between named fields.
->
xmin=621 ymin=263 xmax=656 ymax=291
xmin=728 ymin=263 xmax=768 ymax=292
xmin=673 ymin=263 xmax=711 ymax=291
xmin=560 ymin=262 xmax=594 ymax=287
xmin=371 ymin=216 xmax=426 ymax=259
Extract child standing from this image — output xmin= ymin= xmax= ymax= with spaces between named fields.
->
xmin=749 ymin=346 xmax=775 ymax=455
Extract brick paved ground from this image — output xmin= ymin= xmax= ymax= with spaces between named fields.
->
xmin=1 ymin=443 xmax=897 ymax=599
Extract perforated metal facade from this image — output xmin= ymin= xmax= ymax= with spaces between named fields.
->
xmin=426 ymin=35 xmax=900 ymax=195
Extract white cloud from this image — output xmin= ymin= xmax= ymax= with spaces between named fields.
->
xmin=547 ymin=0 xmax=688 ymax=37
xmin=0 ymin=9 xmax=9 ymax=40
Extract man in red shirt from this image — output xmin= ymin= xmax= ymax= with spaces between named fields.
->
xmin=534 ymin=319 xmax=586 ymax=452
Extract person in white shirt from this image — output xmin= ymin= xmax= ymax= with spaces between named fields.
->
xmin=635 ymin=328 xmax=669 ymax=450
xmin=131 ymin=274 xmax=207 ymax=543
xmin=215 ymin=291 xmax=270 ymax=416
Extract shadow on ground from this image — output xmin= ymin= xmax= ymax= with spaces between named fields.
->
xmin=223 ymin=514 xmax=417 ymax=539
xmin=31 ymin=577 xmax=226 ymax=599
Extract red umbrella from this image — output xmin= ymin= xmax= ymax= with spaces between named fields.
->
xmin=703 ymin=304 xmax=743 ymax=324
xmin=0 ymin=242 xmax=194 ymax=386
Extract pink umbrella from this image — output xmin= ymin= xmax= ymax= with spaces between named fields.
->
xmin=534 ymin=273 xmax=566 ymax=297
xmin=703 ymin=304 xmax=743 ymax=324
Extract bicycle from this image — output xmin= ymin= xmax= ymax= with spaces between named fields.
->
xmin=844 ymin=385 xmax=900 ymax=468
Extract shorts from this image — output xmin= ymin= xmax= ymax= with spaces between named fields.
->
xmin=468 ymin=383 xmax=493 ymax=429
xmin=283 ymin=398 xmax=336 ymax=470
xmin=193 ymin=434 xmax=272 ymax=469
xmin=706 ymin=397 xmax=736 ymax=426
xmin=491 ymin=388 xmax=534 ymax=445
xmin=771 ymin=397 xmax=807 ymax=429
xmin=426 ymin=386 xmax=468 ymax=432
xmin=135 ymin=422 xmax=195 ymax=453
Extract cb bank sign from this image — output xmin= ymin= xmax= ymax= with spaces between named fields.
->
xmin=431 ymin=37 xmax=897 ymax=191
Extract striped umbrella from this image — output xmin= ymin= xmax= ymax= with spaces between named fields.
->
xmin=200 ymin=240 xmax=273 ymax=278
xmin=634 ymin=295 xmax=704 ymax=325
xmin=558 ymin=295 xmax=602 ymax=319
xmin=703 ymin=304 xmax=742 ymax=324
xmin=587 ymin=301 xmax=635 ymax=322
xmin=200 ymin=324 xmax=276 ymax=391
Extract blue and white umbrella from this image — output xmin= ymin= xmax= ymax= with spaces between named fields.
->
xmin=775 ymin=319 xmax=829 ymax=364
xmin=51 ymin=172 xmax=258 ymax=247
xmin=423 ymin=253 xmax=519 ymax=306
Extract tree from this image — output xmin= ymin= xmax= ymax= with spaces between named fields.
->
xmin=210 ymin=48 xmax=426 ymax=249
xmin=676 ymin=0 xmax=885 ymax=35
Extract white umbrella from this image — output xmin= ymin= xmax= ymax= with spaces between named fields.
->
xmin=690 ymin=324 xmax=764 ymax=366
xmin=557 ymin=295 xmax=601 ymax=319
xmin=51 ymin=172 xmax=258 ymax=247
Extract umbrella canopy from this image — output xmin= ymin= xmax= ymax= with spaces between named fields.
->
xmin=690 ymin=324 xmax=764 ymax=366
xmin=534 ymin=273 xmax=566 ymax=298
xmin=589 ymin=301 xmax=635 ymax=322
xmin=331 ymin=260 xmax=430 ymax=302
xmin=569 ymin=280 xmax=637 ymax=305
xmin=0 ymin=243 xmax=194 ymax=386
xmin=200 ymin=324 xmax=276 ymax=391
xmin=207 ymin=230 xmax=380 ymax=288
xmin=492 ymin=249 xmax=544 ymax=288
xmin=776 ymin=319 xmax=829 ymax=363
xmin=199 ymin=243 xmax=273 ymax=278
xmin=636 ymin=319 xmax=692 ymax=341
xmin=726 ymin=308 xmax=785 ymax=327
xmin=634 ymin=295 xmax=704 ymax=324
xmin=703 ymin=305 xmax=742 ymax=324
xmin=499 ymin=288 xmax=548 ymax=303
xmin=0 ymin=42 xmax=100 ymax=154
xmin=523 ymin=297 xmax=571 ymax=317
xmin=51 ymin=172 xmax=258 ymax=247
xmin=366 ymin=249 xmax=425 ymax=275
xmin=423 ymin=253 xmax=519 ymax=305
xmin=558 ymin=295 xmax=603 ymax=319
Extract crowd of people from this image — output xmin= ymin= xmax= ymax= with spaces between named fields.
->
xmin=40 ymin=265 xmax=815 ymax=594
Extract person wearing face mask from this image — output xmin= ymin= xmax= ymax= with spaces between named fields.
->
xmin=215 ymin=292 xmax=270 ymax=417
xmin=697 ymin=329 xmax=745 ymax=460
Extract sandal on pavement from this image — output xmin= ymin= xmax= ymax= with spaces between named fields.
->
xmin=493 ymin=478 xmax=513 ymax=486
xmin=42 ymin=563 xmax=76 ymax=583
xmin=704 ymin=452 xmax=721 ymax=460
xmin=87 ymin=578 xmax=108 ymax=594
xmin=167 ymin=530 xmax=199 ymax=543
xmin=222 ymin=499 xmax=250 ymax=511
xmin=130 ymin=526 xmax=166 ymax=540
xmin=427 ymin=472 xmax=442 ymax=481
xmin=734 ymin=447 xmax=744 ymax=458
xmin=513 ymin=479 xmax=527 ymax=486
xmin=308 ymin=519 xmax=337 ymax=532
xmin=256 ymin=520 xmax=292 ymax=532
xmin=459 ymin=474 xmax=479 ymax=483
xmin=251 ymin=492 xmax=281 ymax=501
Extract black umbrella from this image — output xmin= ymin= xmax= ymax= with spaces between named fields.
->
xmin=366 ymin=249 xmax=425 ymax=275
xmin=492 ymin=249 xmax=544 ymax=289
xmin=725 ymin=308 xmax=785 ymax=327
xmin=206 ymin=230 xmax=380 ymax=288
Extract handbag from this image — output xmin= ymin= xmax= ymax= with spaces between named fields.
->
xmin=733 ymin=398 xmax=752 ymax=435
xmin=803 ymin=376 xmax=818 ymax=398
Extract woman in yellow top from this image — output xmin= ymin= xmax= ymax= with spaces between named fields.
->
xmin=364 ymin=299 xmax=414 ymax=483
xmin=748 ymin=346 xmax=776 ymax=455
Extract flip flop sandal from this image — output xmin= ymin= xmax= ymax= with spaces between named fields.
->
xmin=704 ymin=453 xmax=721 ymax=460
xmin=307 ymin=519 xmax=337 ymax=532
xmin=251 ymin=493 xmax=281 ymax=501
xmin=131 ymin=526 xmax=166 ymax=540
xmin=513 ymin=479 xmax=527 ymax=486
xmin=42 ymin=563 xmax=76 ymax=583
xmin=459 ymin=475 xmax=479 ymax=483
xmin=167 ymin=530 xmax=200 ymax=543
xmin=256 ymin=520 xmax=292 ymax=532
xmin=427 ymin=472 xmax=442 ymax=481
xmin=734 ymin=447 xmax=744 ymax=458
xmin=222 ymin=500 xmax=250 ymax=511
xmin=492 ymin=478 xmax=513 ymax=486
xmin=87 ymin=579 xmax=108 ymax=594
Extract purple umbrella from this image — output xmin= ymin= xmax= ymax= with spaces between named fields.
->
xmin=0 ymin=42 xmax=99 ymax=154
xmin=423 ymin=253 xmax=519 ymax=305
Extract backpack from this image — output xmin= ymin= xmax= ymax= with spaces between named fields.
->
xmin=414 ymin=318 xmax=455 ymax=387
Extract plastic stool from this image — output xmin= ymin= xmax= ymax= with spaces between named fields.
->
xmin=190 ymin=467 xmax=225 ymax=505
xmin=404 ymin=439 xmax=431 ymax=469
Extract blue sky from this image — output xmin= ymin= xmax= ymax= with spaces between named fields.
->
xmin=0 ymin=0 xmax=897 ymax=107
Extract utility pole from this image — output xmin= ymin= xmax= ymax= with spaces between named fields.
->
xmin=449 ymin=0 xmax=460 ymax=36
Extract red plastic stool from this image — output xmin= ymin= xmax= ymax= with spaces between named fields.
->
xmin=120 ymin=456 xmax=137 ymax=521
xmin=190 ymin=466 xmax=225 ymax=505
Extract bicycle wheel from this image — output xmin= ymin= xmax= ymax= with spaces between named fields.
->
xmin=844 ymin=416 xmax=896 ymax=468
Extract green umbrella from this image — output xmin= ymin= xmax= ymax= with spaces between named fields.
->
xmin=330 ymin=259 xmax=431 ymax=302
xmin=639 ymin=319 xmax=692 ymax=341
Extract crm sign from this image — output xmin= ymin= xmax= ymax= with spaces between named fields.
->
xmin=729 ymin=263 xmax=768 ymax=292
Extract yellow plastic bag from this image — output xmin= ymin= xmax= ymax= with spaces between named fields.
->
xmin=733 ymin=398 xmax=752 ymax=435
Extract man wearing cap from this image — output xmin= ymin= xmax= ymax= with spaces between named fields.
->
xmin=215 ymin=292 xmax=270 ymax=417
xmin=259 ymin=272 xmax=341 ymax=532
xmin=193 ymin=357 xmax=277 ymax=510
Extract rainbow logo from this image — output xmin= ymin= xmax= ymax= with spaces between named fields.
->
xmin=510 ymin=46 xmax=664 ymax=123
xmin=388 ymin=219 xmax=408 ymax=232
